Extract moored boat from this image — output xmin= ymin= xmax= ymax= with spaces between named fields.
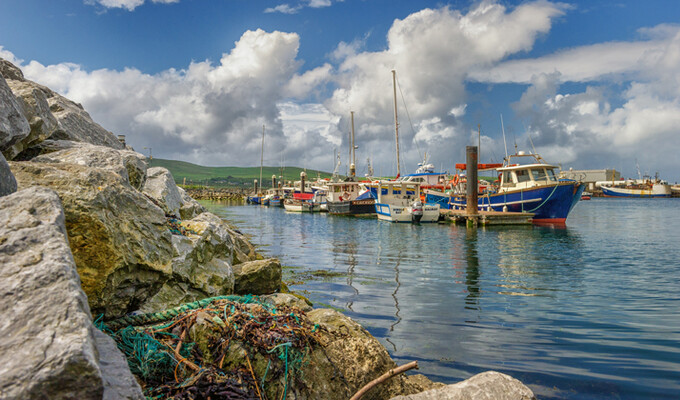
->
xmin=449 ymin=151 xmax=585 ymax=223
xmin=370 ymin=180 xmax=440 ymax=223
xmin=581 ymin=191 xmax=592 ymax=200
xmin=601 ymin=180 xmax=671 ymax=198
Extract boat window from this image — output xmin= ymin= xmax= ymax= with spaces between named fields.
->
xmin=546 ymin=169 xmax=557 ymax=181
xmin=515 ymin=169 xmax=530 ymax=183
xmin=531 ymin=168 xmax=547 ymax=181
xmin=501 ymin=172 xmax=514 ymax=185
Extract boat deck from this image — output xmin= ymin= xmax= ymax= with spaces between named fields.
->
xmin=441 ymin=209 xmax=534 ymax=226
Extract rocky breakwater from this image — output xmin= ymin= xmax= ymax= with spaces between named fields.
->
xmin=0 ymin=57 xmax=536 ymax=399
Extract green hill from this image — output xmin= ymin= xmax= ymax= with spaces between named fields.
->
xmin=149 ymin=158 xmax=334 ymax=188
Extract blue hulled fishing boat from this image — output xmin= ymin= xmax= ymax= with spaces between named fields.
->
xmin=448 ymin=152 xmax=585 ymax=223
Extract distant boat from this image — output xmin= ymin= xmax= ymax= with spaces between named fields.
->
xmin=283 ymin=192 xmax=322 ymax=212
xmin=581 ymin=191 xmax=592 ymax=200
xmin=449 ymin=151 xmax=585 ymax=223
xmin=601 ymin=180 xmax=671 ymax=198
xmin=327 ymin=180 xmax=376 ymax=216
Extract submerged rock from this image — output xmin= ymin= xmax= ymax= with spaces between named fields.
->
xmin=0 ymin=186 xmax=142 ymax=399
xmin=389 ymin=371 xmax=536 ymax=400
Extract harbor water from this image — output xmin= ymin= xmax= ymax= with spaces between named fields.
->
xmin=203 ymin=198 xmax=680 ymax=399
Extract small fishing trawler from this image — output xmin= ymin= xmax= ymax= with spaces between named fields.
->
xmin=369 ymin=180 xmax=440 ymax=223
xmin=600 ymin=174 xmax=671 ymax=198
xmin=449 ymin=151 xmax=585 ymax=223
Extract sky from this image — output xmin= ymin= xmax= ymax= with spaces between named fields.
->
xmin=1 ymin=0 xmax=680 ymax=180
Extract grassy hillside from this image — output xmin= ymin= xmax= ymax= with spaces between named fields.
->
xmin=149 ymin=158 xmax=334 ymax=188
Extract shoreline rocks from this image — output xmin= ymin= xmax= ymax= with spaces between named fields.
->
xmin=0 ymin=57 xmax=536 ymax=399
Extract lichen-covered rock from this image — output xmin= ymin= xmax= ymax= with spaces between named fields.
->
xmin=5 ymin=79 xmax=58 ymax=159
xmin=139 ymin=232 xmax=235 ymax=313
xmin=0 ymin=73 xmax=29 ymax=154
xmin=31 ymin=140 xmax=147 ymax=190
xmin=0 ymin=152 xmax=16 ymax=196
xmin=389 ymin=371 xmax=536 ymax=400
xmin=233 ymin=258 xmax=282 ymax=295
xmin=262 ymin=293 xmax=313 ymax=312
xmin=1 ymin=58 xmax=123 ymax=155
xmin=144 ymin=167 xmax=182 ymax=217
xmin=10 ymin=160 xmax=173 ymax=318
xmin=0 ymin=187 xmax=102 ymax=398
xmin=178 ymin=186 xmax=206 ymax=219
xmin=0 ymin=58 xmax=25 ymax=81
xmin=295 ymin=308 xmax=439 ymax=400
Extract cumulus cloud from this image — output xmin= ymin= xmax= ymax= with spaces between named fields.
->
xmin=9 ymin=1 xmax=680 ymax=178
xmin=324 ymin=0 xmax=567 ymax=173
xmin=509 ymin=30 xmax=680 ymax=176
xmin=10 ymin=30 xmax=339 ymax=168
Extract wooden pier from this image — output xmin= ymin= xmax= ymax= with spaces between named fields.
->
xmin=441 ymin=209 xmax=534 ymax=226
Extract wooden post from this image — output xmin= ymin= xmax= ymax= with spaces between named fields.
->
xmin=466 ymin=146 xmax=478 ymax=216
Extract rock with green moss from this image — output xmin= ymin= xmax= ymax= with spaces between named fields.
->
xmin=233 ymin=258 xmax=282 ymax=295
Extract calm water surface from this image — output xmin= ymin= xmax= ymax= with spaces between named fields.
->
xmin=203 ymin=198 xmax=680 ymax=399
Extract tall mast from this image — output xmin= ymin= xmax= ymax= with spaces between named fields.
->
xmin=260 ymin=124 xmax=264 ymax=192
xmin=350 ymin=111 xmax=356 ymax=177
xmin=392 ymin=70 xmax=401 ymax=177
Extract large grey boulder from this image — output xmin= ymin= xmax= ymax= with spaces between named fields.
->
xmin=0 ymin=186 xmax=102 ymax=398
xmin=1 ymin=58 xmax=123 ymax=158
xmin=233 ymin=258 xmax=282 ymax=295
xmin=5 ymin=79 xmax=58 ymax=159
xmin=389 ymin=371 xmax=536 ymax=400
xmin=31 ymin=140 xmax=147 ymax=190
xmin=178 ymin=185 xmax=206 ymax=219
xmin=140 ymin=227 xmax=236 ymax=313
xmin=0 ymin=152 xmax=16 ymax=196
xmin=0 ymin=73 xmax=30 ymax=154
xmin=10 ymin=160 xmax=174 ymax=318
xmin=143 ymin=166 xmax=182 ymax=217
xmin=182 ymin=211 xmax=257 ymax=265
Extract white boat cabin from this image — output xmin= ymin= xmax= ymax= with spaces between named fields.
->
xmin=497 ymin=152 xmax=560 ymax=193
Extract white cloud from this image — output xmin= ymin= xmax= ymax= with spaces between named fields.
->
xmin=324 ymin=1 xmax=567 ymax=173
xmin=86 ymin=0 xmax=178 ymax=11
xmin=11 ymin=30 xmax=338 ymax=168
xmin=265 ymin=0 xmax=337 ymax=14
xmin=264 ymin=4 xmax=301 ymax=14
xmin=284 ymin=64 xmax=333 ymax=99
xmin=308 ymin=0 xmax=332 ymax=8
xmin=9 ymin=1 xmax=680 ymax=178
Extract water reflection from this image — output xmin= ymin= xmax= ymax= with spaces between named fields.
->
xmin=464 ymin=229 xmax=481 ymax=316
xmin=203 ymin=201 xmax=680 ymax=400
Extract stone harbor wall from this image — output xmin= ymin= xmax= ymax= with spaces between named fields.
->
xmin=0 ymin=58 xmax=536 ymax=399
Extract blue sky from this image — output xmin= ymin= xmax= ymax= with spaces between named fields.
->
xmin=2 ymin=0 xmax=680 ymax=180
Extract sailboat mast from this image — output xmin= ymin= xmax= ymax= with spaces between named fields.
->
xmin=350 ymin=111 xmax=356 ymax=177
xmin=260 ymin=125 xmax=264 ymax=192
xmin=392 ymin=70 xmax=401 ymax=177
